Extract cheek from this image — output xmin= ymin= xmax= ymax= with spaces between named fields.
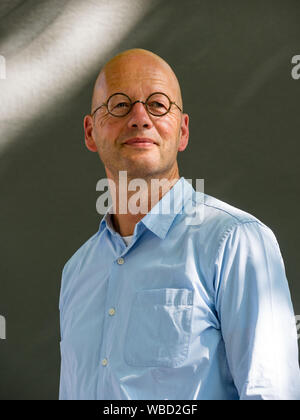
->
xmin=156 ymin=117 xmax=180 ymax=141
xmin=95 ymin=119 xmax=121 ymax=146
xmin=99 ymin=114 xmax=117 ymax=128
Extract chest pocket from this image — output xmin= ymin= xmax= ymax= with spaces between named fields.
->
xmin=124 ymin=288 xmax=194 ymax=368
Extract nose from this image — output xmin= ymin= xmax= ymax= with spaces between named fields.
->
xmin=127 ymin=101 xmax=154 ymax=130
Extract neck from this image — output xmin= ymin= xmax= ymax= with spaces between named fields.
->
xmin=107 ymin=168 xmax=180 ymax=236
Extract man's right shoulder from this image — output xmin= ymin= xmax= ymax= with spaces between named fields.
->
xmin=60 ymin=231 xmax=99 ymax=296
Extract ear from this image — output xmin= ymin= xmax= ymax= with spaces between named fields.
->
xmin=178 ymin=113 xmax=189 ymax=152
xmin=84 ymin=114 xmax=98 ymax=152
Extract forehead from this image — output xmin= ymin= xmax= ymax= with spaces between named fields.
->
xmin=97 ymin=55 xmax=179 ymax=100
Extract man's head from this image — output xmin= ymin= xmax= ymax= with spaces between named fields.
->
xmin=84 ymin=48 xmax=189 ymax=181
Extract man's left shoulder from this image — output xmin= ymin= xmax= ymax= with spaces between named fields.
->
xmin=184 ymin=191 xmax=276 ymax=250
xmin=204 ymin=193 xmax=263 ymax=223
xmin=189 ymin=192 xmax=264 ymax=229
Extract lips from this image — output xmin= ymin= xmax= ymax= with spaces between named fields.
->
xmin=123 ymin=137 xmax=157 ymax=145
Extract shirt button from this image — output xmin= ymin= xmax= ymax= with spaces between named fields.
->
xmin=101 ymin=358 xmax=108 ymax=366
xmin=108 ymin=308 xmax=116 ymax=316
xmin=117 ymin=257 xmax=124 ymax=265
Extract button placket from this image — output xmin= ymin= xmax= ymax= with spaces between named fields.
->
xmin=100 ymin=252 xmax=126 ymax=370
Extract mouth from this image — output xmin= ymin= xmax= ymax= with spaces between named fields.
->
xmin=123 ymin=137 xmax=158 ymax=147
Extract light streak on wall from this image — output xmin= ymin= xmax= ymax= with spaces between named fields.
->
xmin=0 ymin=0 xmax=157 ymax=153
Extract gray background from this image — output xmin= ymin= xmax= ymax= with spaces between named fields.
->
xmin=0 ymin=0 xmax=299 ymax=399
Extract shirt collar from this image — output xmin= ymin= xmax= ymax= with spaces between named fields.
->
xmin=98 ymin=203 xmax=116 ymax=236
xmin=98 ymin=177 xmax=195 ymax=239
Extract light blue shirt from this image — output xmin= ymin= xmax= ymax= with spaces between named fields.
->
xmin=59 ymin=177 xmax=300 ymax=400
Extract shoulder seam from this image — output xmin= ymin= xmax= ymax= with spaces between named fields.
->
xmin=203 ymin=202 xmax=253 ymax=223
xmin=216 ymin=219 xmax=264 ymax=260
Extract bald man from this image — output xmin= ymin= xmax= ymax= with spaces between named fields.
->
xmin=59 ymin=49 xmax=300 ymax=400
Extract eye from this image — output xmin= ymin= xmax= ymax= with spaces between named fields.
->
xmin=114 ymin=102 xmax=130 ymax=109
xmin=150 ymin=101 xmax=165 ymax=107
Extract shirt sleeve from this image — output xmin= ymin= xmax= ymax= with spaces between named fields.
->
xmin=214 ymin=221 xmax=300 ymax=400
xmin=58 ymin=263 xmax=68 ymax=400
xmin=58 ymin=351 xmax=68 ymax=400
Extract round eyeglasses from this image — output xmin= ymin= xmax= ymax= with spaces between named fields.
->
xmin=91 ymin=92 xmax=182 ymax=118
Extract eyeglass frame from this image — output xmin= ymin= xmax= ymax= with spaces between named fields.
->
xmin=91 ymin=91 xmax=183 ymax=118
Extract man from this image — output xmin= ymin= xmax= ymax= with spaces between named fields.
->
xmin=59 ymin=48 xmax=300 ymax=400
